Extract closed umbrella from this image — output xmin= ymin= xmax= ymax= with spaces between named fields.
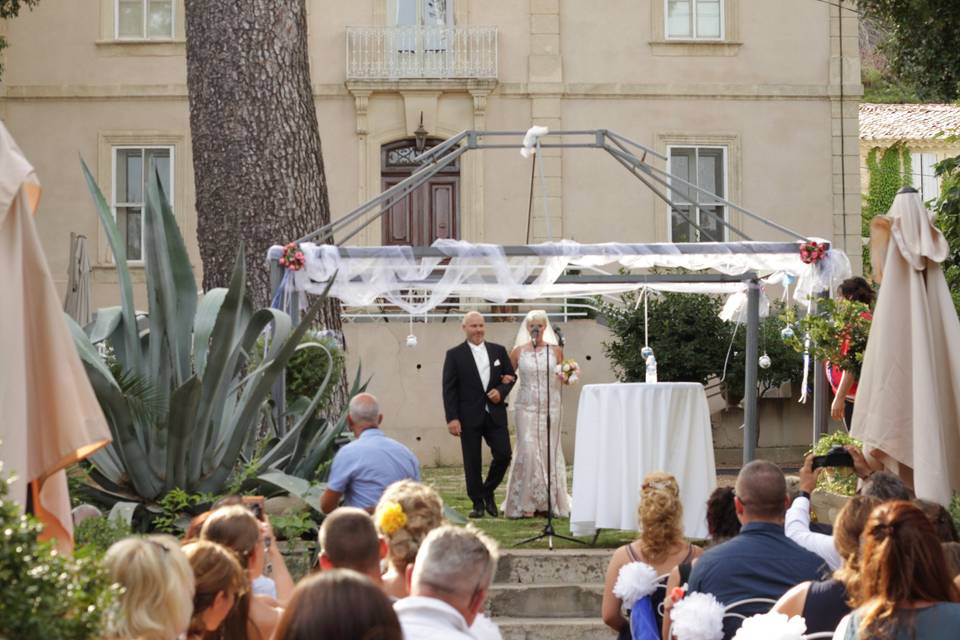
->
xmin=851 ymin=187 xmax=960 ymax=505
xmin=64 ymin=232 xmax=91 ymax=325
xmin=0 ymin=122 xmax=111 ymax=551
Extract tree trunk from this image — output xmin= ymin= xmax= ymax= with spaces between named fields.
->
xmin=184 ymin=0 xmax=347 ymax=405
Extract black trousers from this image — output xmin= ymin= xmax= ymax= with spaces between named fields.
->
xmin=460 ymin=412 xmax=512 ymax=505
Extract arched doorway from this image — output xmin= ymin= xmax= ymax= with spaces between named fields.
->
xmin=381 ymin=137 xmax=460 ymax=246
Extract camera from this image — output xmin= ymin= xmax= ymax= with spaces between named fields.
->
xmin=812 ymin=445 xmax=854 ymax=470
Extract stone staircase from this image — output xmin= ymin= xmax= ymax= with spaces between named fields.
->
xmin=488 ymin=549 xmax=617 ymax=640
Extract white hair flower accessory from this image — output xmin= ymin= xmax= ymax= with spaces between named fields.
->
xmin=732 ymin=612 xmax=806 ymax=640
xmin=670 ymin=592 xmax=725 ymax=640
xmin=612 ymin=561 xmax=659 ymax=607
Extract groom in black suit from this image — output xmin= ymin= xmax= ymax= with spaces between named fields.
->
xmin=442 ymin=311 xmax=516 ymax=518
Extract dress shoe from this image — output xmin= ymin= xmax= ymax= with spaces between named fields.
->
xmin=469 ymin=502 xmax=485 ymax=518
xmin=484 ymin=495 xmax=498 ymax=518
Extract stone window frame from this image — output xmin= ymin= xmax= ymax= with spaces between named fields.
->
xmin=96 ymin=0 xmax=185 ymax=56
xmin=650 ymin=0 xmax=742 ymax=57
xmin=656 ymin=132 xmax=742 ymax=242
xmin=96 ymin=131 xmax=186 ymax=266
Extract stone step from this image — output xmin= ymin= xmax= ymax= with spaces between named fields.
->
xmin=487 ymin=583 xmax=605 ymax=619
xmin=496 ymin=617 xmax=616 ymax=640
xmin=494 ymin=549 xmax=612 ymax=585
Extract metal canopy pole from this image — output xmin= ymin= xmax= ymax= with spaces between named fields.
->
xmin=331 ymin=242 xmax=802 ymax=259
xmin=812 ymin=291 xmax=830 ymax=441
xmin=744 ymin=279 xmax=760 ymax=463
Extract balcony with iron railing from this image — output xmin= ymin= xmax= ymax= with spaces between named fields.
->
xmin=346 ymin=25 xmax=498 ymax=80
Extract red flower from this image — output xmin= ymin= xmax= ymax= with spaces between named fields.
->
xmin=669 ymin=586 xmax=686 ymax=602
xmin=800 ymin=241 xmax=826 ymax=265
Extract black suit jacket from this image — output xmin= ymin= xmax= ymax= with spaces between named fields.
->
xmin=442 ymin=341 xmax=516 ymax=429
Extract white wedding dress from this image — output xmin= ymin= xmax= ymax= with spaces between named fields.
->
xmin=502 ymin=346 xmax=571 ymax=518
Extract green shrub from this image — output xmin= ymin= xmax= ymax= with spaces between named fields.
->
xmin=781 ymin=297 xmax=872 ymax=379
xmin=0 ymin=470 xmax=117 ymax=638
xmin=74 ymin=515 xmax=132 ymax=555
xmin=270 ymin=511 xmax=317 ymax=541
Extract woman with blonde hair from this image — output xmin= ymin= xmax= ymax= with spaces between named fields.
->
xmin=601 ymin=472 xmax=701 ymax=637
xmin=183 ymin=540 xmax=247 ymax=640
xmin=374 ymin=479 xmax=445 ymax=600
xmin=503 ymin=309 xmax=571 ymax=518
xmin=103 ymin=535 xmax=194 ymax=640
xmin=200 ymin=505 xmax=283 ymax=640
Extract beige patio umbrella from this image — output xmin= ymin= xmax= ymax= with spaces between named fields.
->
xmin=0 ymin=122 xmax=111 ymax=551
xmin=851 ymin=187 xmax=960 ymax=505
xmin=64 ymin=232 xmax=91 ymax=325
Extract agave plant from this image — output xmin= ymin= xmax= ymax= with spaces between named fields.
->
xmin=71 ymin=159 xmax=342 ymax=510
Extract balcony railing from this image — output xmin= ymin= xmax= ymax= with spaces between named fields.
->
xmin=346 ymin=25 xmax=498 ymax=80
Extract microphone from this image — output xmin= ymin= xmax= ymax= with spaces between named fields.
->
xmin=554 ymin=326 xmax=565 ymax=347
xmin=530 ymin=326 xmax=541 ymax=343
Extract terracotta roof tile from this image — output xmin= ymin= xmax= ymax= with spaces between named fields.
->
xmin=859 ymin=103 xmax=960 ymax=142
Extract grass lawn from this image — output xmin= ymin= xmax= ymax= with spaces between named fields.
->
xmin=421 ymin=465 xmax=638 ymax=549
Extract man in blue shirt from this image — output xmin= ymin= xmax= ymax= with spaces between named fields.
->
xmin=686 ymin=460 xmax=827 ymax=639
xmin=320 ymin=393 xmax=421 ymax=514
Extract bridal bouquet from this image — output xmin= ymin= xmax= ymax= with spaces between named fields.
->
xmin=555 ymin=358 xmax=581 ymax=385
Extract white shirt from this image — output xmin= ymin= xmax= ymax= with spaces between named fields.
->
xmin=395 ymin=596 xmax=476 ymax=640
xmin=469 ymin=341 xmax=490 ymax=390
xmin=785 ymin=496 xmax=843 ymax=571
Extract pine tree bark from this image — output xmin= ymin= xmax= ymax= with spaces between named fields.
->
xmin=184 ymin=0 xmax=347 ymax=404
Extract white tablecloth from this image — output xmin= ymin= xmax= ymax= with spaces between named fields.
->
xmin=570 ymin=382 xmax=717 ymax=538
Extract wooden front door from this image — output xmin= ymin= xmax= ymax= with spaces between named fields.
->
xmin=381 ymin=138 xmax=460 ymax=246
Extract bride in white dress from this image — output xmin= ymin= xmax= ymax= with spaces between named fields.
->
xmin=502 ymin=310 xmax=572 ymax=519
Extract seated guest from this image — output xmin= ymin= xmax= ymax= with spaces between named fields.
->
xmin=274 ymin=569 xmax=402 ymax=640
xmin=861 ymin=469 xmax=911 ymax=501
xmin=374 ymin=480 xmax=446 ymax=600
xmin=201 ymin=506 xmax=284 ymax=640
xmin=686 ymin=460 xmax=826 ymax=639
xmin=785 ymin=455 xmax=912 ymax=573
xmin=835 ymin=501 xmax=960 ymax=639
xmin=103 ymin=535 xmax=194 ymax=640
xmin=601 ymin=472 xmax=702 ymax=636
xmin=916 ymin=498 xmax=960 ymax=542
xmin=183 ymin=540 xmax=247 ymax=640
xmin=662 ymin=486 xmax=741 ymax=638
xmin=773 ymin=495 xmax=879 ymax=633
xmin=786 ymin=453 xmax=843 ymax=570
xmin=184 ymin=495 xmax=294 ymax=603
xmin=317 ymin=507 xmax=386 ymax=584
xmin=321 ymin=393 xmax=421 ymax=514
xmin=394 ymin=525 xmax=499 ymax=640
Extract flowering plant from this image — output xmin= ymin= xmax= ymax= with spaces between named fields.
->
xmin=279 ymin=241 xmax=306 ymax=271
xmin=377 ymin=501 xmax=407 ymax=535
xmin=799 ymin=240 xmax=827 ymax=264
xmin=555 ymin=358 xmax=581 ymax=385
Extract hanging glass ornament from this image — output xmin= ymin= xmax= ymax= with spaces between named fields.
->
xmin=780 ymin=325 xmax=795 ymax=340
xmin=759 ymin=353 xmax=772 ymax=369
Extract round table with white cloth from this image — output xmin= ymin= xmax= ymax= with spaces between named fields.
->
xmin=570 ymin=382 xmax=717 ymax=539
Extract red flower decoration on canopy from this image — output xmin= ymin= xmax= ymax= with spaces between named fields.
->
xmin=799 ymin=240 xmax=827 ymax=265
xmin=279 ymin=242 xmax=305 ymax=271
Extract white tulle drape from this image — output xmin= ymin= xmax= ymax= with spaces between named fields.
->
xmin=266 ymin=238 xmax=852 ymax=316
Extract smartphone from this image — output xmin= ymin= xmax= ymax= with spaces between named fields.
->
xmin=812 ymin=445 xmax=854 ymax=470
xmin=242 ymin=495 xmax=266 ymax=522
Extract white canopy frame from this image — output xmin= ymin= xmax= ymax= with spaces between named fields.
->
xmin=268 ymin=129 xmax=849 ymax=460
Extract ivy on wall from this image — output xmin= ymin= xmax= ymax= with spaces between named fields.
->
xmin=863 ymin=144 xmax=913 ymax=272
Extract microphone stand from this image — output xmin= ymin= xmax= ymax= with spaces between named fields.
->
xmin=516 ymin=325 xmax=585 ymax=550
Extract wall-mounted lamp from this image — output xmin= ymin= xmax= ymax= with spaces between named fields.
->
xmin=414 ymin=112 xmax=429 ymax=154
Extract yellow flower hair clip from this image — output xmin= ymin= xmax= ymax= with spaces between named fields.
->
xmin=377 ymin=501 xmax=407 ymax=535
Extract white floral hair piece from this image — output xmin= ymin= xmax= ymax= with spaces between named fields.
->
xmin=612 ymin=561 xmax=659 ymax=607
xmin=731 ymin=612 xmax=807 ymax=640
xmin=670 ymin=592 xmax=725 ymax=640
